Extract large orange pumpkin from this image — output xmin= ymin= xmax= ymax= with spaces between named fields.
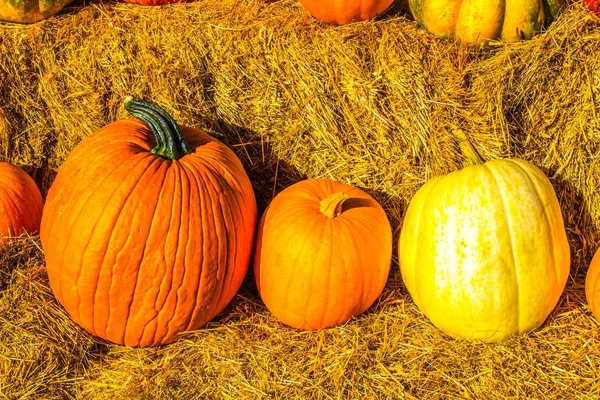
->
xmin=254 ymin=178 xmax=392 ymax=330
xmin=0 ymin=162 xmax=43 ymax=243
xmin=299 ymin=0 xmax=394 ymax=25
xmin=585 ymin=248 xmax=600 ymax=321
xmin=40 ymin=98 xmax=257 ymax=346
xmin=399 ymin=131 xmax=570 ymax=342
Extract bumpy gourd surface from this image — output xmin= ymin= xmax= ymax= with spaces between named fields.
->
xmin=399 ymin=159 xmax=570 ymax=342
xmin=409 ymin=0 xmax=565 ymax=43
xmin=0 ymin=0 xmax=73 ymax=23
xmin=40 ymin=119 xmax=257 ymax=346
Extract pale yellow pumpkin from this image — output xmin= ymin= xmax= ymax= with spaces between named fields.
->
xmin=399 ymin=135 xmax=570 ymax=342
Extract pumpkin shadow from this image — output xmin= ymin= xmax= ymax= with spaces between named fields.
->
xmin=202 ymin=120 xmax=308 ymax=313
xmin=379 ymin=0 xmax=412 ymax=21
xmin=54 ymin=0 xmax=113 ymax=19
xmin=546 ymin=173 xmax=596 ymax=311
xmin=197 ymin=119 xmax=409 ymax=327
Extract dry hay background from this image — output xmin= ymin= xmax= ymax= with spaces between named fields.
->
xmin=0 ymin=0 xmax=599 ymax=398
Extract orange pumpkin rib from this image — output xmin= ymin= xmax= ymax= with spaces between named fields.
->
xmin=5 ymin=182 xmax=27 ymax=234
xmin=146 ymin=161 xmax=185 ymax=345
xmin=76 ymin=154 xmax=165 ymax=334
xmin=268 ymin=202 xmax=319 ymax=317
xmin=158 ymin=162 xmax=192 ymax=340
xmin=0 ymin=163 xmax=43 ymax=239
xmin=339 ymin=218 xmax=371 ymax=313
xmin=212 ymin=180 xmax=244 ymax=316
xmin=0 ymin=184 xmax=20 ymax=236
xmin=161 ymin=162 xmax=194 ymax=345
xmin=197 ymin=170 xmax=229 ymax=328
xmin=86 ymin=155 xmax=167 ymax=340
xmin=45 ymin=146 xmax=151 ymax=307
xmin=297 ymin=220 xmax=328 ymax=330
xmin=179 ymin=164 xmax=206 ymax=334
xmin=587 ymin=251 xmax=600 ymax=321
xmin=340 ymin=199 xmax=390 ymax=315
xmin=119 ymin=160 xmax=178 ymax=346
xmin=183 ymin=165 xmax=214 ymax=334
xmin=153 ymin=162 xmax=204 ymax=345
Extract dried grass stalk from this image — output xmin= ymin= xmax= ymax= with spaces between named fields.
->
xmin=0 ymin=0 xmax=599 ymax=398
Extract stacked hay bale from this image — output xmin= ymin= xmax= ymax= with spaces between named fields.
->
xmin=0 ymin=0 xmax=598 ymax=398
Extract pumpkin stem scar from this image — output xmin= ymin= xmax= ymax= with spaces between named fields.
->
xmin=320 ymin=192 xmax=350 ymax=219
xmin=124 ymin=97 xmax=192 ymax=161
xmin=453 ymin=127 xmax=485 ymax=166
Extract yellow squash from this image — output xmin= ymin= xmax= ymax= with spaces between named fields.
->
xmin=0 ymin=0 xmax=72 ymax=23
xmin=409 ymin=0 xmax=565 ymax=43
xmin=399 ymin=133 xmax=570 ymax=342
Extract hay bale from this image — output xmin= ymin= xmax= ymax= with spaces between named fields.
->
xmin=0 ymin=0 xmax=599 ymax=398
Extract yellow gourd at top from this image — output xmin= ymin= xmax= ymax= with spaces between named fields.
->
xmin=408 ymin=0 xmax=565 ymax=44
xmin=0 ymin=0 xmax=73 ymax=23
xmin=399 ymin=130 xmax=570 ymax=342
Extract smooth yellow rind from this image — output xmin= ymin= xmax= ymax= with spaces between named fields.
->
xmin=454 ymin=0 xmax=505 ymax=44
xmin=399 ymin=159 xmax=570 ymax=342
xmin=500 ymin=0 xmax=545 ymax=41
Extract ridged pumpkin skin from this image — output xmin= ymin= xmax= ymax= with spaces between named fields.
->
xmin=40 ymin=99 xmax=257 ymax=347
xmin=254 ymin=179 xmax=392 ymax=330
xmin=300 ymin=0 xmax=394 ymax=24
xmin=585 ymin=249 xmax=600 ymax=321
xmin=0 ymin=0 xmax=73 ymax=23
xmin=409 ymin=0 xmax=564 ymax=43
xmin=0 ymin=162 xmax=43 ymax=242
xmin=399 ymin=158 xmax=570 ymax=342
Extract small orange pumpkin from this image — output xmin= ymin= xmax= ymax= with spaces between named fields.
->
xmin=41 ymin=98 xmax=257 ymax=346
xmin=254 ymin=178 xmax=392 ymax=330
xmin=300 ymin=0 xmax=394 ymax=25
xmin=0 ymin=162 xmax=43 ymax=243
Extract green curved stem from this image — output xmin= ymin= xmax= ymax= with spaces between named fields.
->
xmin=124 ymin=97 xmax=191 ymax=160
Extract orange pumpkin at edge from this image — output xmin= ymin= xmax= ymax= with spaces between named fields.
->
xmin=254 ymin=178 xmax=392 ymax=330
xmin=40 ymin=98 xmax=257 ymax=346
xmin=0 ymin=161 xmax=43 ymax=243
xmin=299 ymin=0 xmax=395 ymax=25
xmin=586 ymin=248 xmax=600 ymax=322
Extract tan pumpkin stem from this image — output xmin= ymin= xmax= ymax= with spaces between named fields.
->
xmin=454 ymin=127 xmax=484 ymax=166
xmin=320 ymin=192 xmax=350 ymax=219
